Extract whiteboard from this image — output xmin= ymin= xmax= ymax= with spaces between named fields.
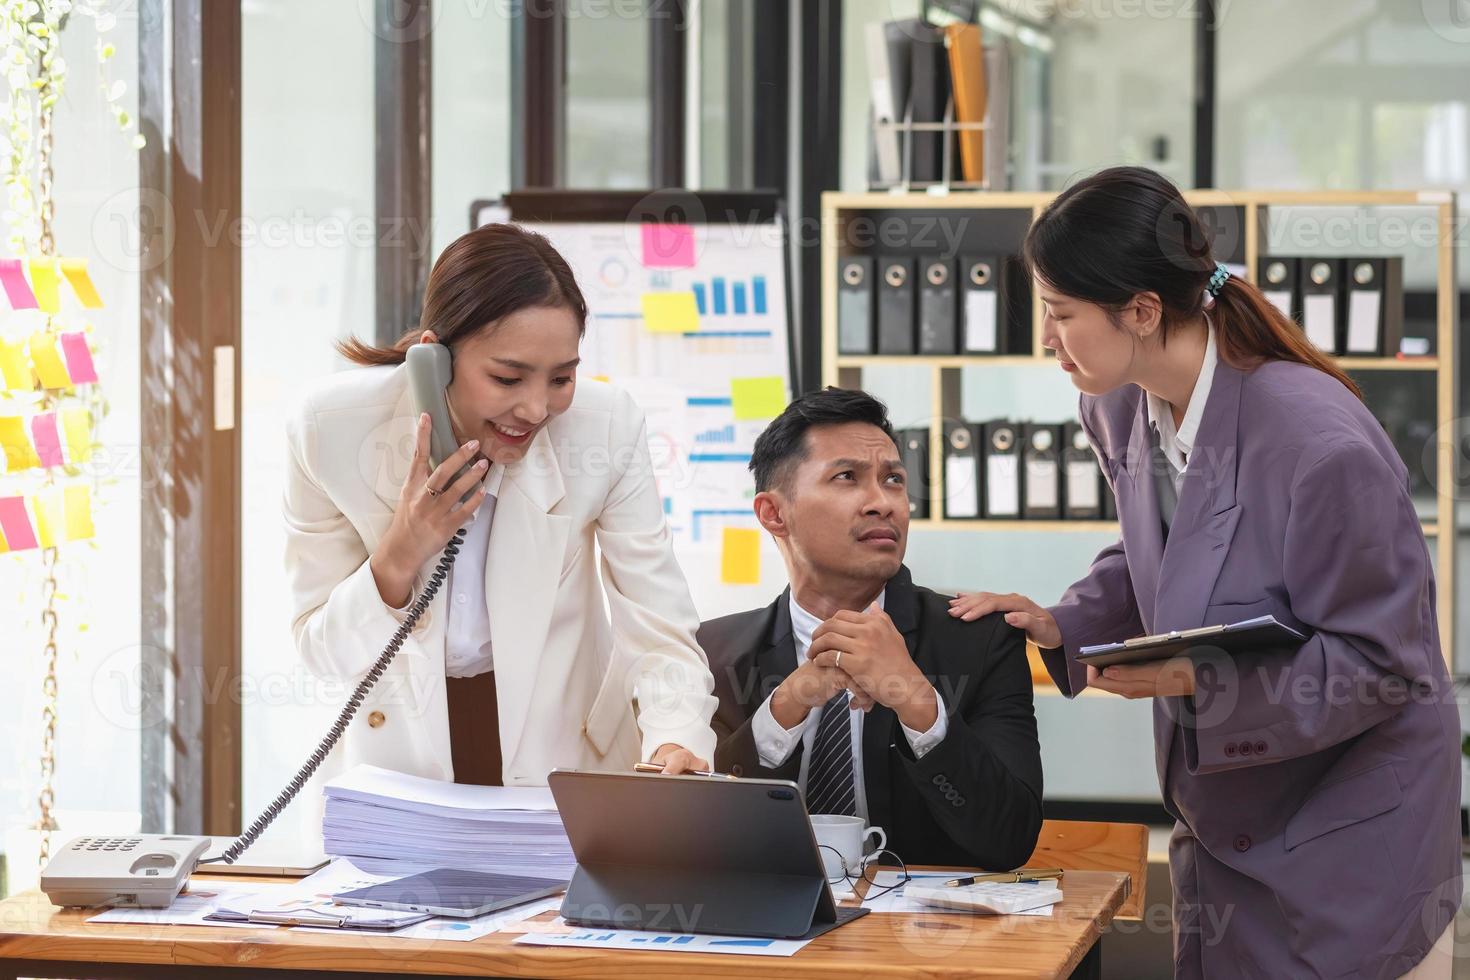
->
xmin=478 ymin=202 xmax=795 ymax=619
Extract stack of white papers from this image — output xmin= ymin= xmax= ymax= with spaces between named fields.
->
xmin=321 ymin=765 xmax=576 ymax=880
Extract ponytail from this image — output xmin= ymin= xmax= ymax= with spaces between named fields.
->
xmin=336 ymin=331 xmax=418 ymax=367
xmin=1209 ymin=275 xmax=1361 ymax=400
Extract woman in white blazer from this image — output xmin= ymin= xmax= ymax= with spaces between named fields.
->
xmin=284 ymin=223 xmax=718 ymax=787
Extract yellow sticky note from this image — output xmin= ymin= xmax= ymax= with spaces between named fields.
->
xmin=0 ymin=337 xmax=31 ymax=390
xmin=29 ymin=258 xmax=59 ymax=313
xmin=59 ymin=258 xmax=103 ymax=308
xmin=63 ymin=484 xmax=94 ymax=541
xmin=0 ymin=520 xmax=8 ymax=553
xmin=640 ymin=292 xmax=700 ymax=334
xmin=0 ymin=415 xmax=39 ymax=472
xmin=720 ymin=527 xmax=761 ymax=585
xmin=61 ymin=407 xmax=92 ymax=463
xmin=28 ymin=332 xmax=70 ymax=388
xmin=730 ymin=376 xmax=787 ymax=421
xmin=32 ymin=489 xmax=63 ymax=547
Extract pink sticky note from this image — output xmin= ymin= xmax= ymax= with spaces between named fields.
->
xmin=59 ymin=332 xmax=98 ymax=384
xmin=29 ymin=412 xmax=62 ymax=468
xmin=0 ymin=258 xmax=37 ymax=309
xmin=641 ymin=223 xmax=695 ymax=268
xmin=0 ymin=495 xmax=37 ymax=550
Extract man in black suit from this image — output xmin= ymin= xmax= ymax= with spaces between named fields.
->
xmin=698 ymin=388 xmax=1042 ymax=872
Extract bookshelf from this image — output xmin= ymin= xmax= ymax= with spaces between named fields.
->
xmin=821 ymin=189 xmax=1460 ymax=666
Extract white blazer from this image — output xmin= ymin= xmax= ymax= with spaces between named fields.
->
xmin=283 ymin=364 xmax=718 ymax=786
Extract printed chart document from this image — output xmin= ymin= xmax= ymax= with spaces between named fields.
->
xmin=88 ymin=881 xmax=286 ymax=929
xmin=515 ymin=918 xmax=813 ymax=957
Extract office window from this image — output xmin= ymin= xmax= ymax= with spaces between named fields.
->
xmin=1218 ymin=0 xmax=1470 ymax=200
xmin=1041 ymin=3 xmax=1195 ymax=188
xmin=688 ymin=0 xmax=765 ymax=190
xmin=566 ymin=1 xmax=651 ymax=187
xmin=239 ymin=0 xmax=376 ymax=845
xmin=0 ymin=10 xmax=142 ymax=891
xmin=432 ymin=0 xmax=512 ymax=259
xmin=838 ymin=2 xmax=1195 ymax=192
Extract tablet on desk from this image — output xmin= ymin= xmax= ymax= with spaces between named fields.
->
xmin=332 ymin=868 xmax=567 ymax=919
xmin=1076 ymin=614 xmax=1306 ymax=668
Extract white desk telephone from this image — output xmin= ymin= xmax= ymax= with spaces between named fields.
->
xmin=39 ymin=836 xmax=211 ymax=909
xmin=41 ymin=343 xmax=474 ymax=909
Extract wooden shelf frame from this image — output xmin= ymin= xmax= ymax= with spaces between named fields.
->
xmin=821 ymin=189 xmax=1459 ymax=664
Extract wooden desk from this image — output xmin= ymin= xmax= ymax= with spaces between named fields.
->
xmin=0 ymin=821 xmax=1146 ymax=979
xmin=1027 ymin=820 xmax=1149 ymax=920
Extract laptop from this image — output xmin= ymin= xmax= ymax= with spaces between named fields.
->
xmin=548 ymin=769 xmax=871 ymax=940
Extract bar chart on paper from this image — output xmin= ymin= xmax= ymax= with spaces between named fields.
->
xmin=515 ymin=926 xmax=811 ymax=957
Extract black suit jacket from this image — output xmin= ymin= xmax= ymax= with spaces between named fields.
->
xmin=697 ymin=565 xmax=1043 ymax=872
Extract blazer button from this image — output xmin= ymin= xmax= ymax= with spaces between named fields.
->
xmin=1239 ymin=741 xmax=1253 ymax=756
xmin=368 ymin=710 xmax=386 ymax=728
xmin=1253 ymin=741 xmax=1267 ymax=755
xmin=732 ymin=764 xmax=744 ymax=778
xmin=1224 ymin=743 xmax=1237 ymax=758
xmin=1234 ymin=835 xmax=1251 ymax=852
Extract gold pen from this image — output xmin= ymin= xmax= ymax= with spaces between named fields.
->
xmin=632 ymin=762 xmax=738 ymax=779
xmin=943 ymin=868 xmax=1064 ymax=888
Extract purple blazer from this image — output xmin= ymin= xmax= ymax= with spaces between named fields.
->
xmin=1043 ymin=358 xmax=1461 ymax=979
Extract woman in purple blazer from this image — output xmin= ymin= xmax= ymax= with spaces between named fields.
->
xmin=951 ymin=168 xmax=1460 ymax=979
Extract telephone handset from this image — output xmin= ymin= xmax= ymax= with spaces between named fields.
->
xmin=40 ymin=343 xmax=471 ymax=908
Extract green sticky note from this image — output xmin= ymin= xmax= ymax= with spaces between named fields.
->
xmin=640 ymin=292 xmax=700 ymax=334
xmin=730 ymin=377 xmax=787 ymax=421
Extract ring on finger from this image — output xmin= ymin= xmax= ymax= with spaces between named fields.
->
xmin=835 ymin=651 xmax=842 ymax=670
xmin=424 ymin=483 xmax=442 ymax=497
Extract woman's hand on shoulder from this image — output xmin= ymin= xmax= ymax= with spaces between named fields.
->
xmin=948 ymin=591 xmax=1063 ymax=650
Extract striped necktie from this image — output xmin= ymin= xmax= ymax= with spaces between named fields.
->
xmin=805 ymin=691 xmax=856 ymax=815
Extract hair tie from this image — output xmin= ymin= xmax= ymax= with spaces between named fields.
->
xmin=1206 ymin=262 xmax=1231 ymax=298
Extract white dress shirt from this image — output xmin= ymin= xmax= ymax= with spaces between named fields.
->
xmin=390 ymin=464 xmax=505 ymax=678
xmin=750 ymin=589 xmax=948 ymax=822
xmin=1146 ymin=316 xmax=1217 ymax=499
xmin=443 ymin=464 xmax=504 ymax=678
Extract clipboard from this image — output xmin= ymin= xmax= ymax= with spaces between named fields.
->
xmin=1076 ymin=615 xmax=1306 ymax=668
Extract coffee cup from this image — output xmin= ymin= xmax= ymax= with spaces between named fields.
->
xmin=810 ymin=814 xmax=886 ymax=879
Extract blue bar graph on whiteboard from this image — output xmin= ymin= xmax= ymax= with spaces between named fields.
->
xmin=687 ymin=276 xmax=766 ymax=317
xmin=695 ymin=425 xmax=736 ymax=444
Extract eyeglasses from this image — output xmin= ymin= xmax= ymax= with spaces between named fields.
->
xmin=819 ymin=845 xmax=911 ymax=900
